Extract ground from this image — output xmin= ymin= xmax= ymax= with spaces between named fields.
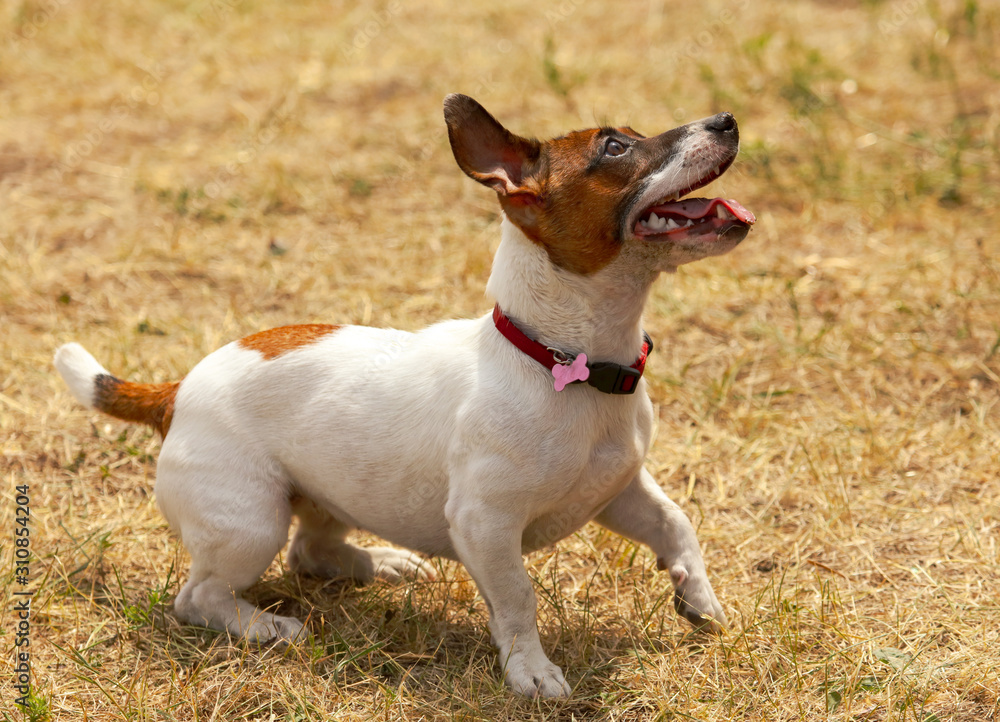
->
xmin=1 ymin=0 xmax=998 ymax=720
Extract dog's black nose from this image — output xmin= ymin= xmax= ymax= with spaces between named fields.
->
xmin=706 ymin=112 xmax=736 ymax=133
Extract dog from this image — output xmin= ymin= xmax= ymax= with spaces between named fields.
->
xmin=55 ymin=93 xmax=754 ymax=698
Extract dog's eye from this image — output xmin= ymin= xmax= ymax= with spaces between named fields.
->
xmin=604 ymin=139 xmax=627 ymax=157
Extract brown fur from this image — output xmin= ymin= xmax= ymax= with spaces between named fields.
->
xmin=516 ymin=127 xmax=654 ymax=275
xmin=238 ymin=324 xmax=341 ymax=360
xmin=94 ymin=376 xmax=179 ymax=437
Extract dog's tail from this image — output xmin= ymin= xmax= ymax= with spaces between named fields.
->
xmin=54 ymin=343 xmax=179 ymax=437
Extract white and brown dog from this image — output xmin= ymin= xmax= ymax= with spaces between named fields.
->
xmin=55 ymin=94 xmax=754 ymax=698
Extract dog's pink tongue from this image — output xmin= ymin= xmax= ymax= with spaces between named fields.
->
xmin=655 ymin=198 xmax=756 ymax=224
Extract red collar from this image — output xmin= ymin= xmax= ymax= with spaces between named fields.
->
xmin=492 ymin=304 xmax=653 ymax=395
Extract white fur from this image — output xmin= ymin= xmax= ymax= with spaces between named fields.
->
xmin=55 ymin=132 xmax=732 ymax=699
xmin=54 ymin=342 xmax=110 ymax=407
xmin=627 ymin=121 xmax=739 ymax=232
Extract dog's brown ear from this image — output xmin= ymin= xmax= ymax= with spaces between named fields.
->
xmin=444 ymin=94 xmax=542 ymax=199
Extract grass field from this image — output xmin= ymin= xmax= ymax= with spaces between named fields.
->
xmin=2 ymin=0 xmax=999 ymax=719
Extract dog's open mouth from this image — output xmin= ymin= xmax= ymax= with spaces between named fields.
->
xmin=635 ymin=197 xmax=755 ymax=239
xmin=634 ymin=163 xmax=756 ymax=242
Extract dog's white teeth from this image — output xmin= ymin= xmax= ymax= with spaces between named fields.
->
xmin=646 ymin=213 xmax=668 ymax=231
xmin=644 ymin=208 xmax=699 ymax=232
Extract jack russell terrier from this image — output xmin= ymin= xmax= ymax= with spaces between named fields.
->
xmin=55 ymin=94 xmax=755 ymax=698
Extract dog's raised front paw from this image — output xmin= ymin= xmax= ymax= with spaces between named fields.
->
xmin=661 ymin=561 xmax=727 ymax=634
xmin=503 ymin=650 xmax=572 ymax=698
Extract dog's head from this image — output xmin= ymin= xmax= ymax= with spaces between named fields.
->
xmin=444 ymin=94 xmax=754 ymax=275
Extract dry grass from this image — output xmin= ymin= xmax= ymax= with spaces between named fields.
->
xmin=2 ymin=0 xmax=999 ymax=719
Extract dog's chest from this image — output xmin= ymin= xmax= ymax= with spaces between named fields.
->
xmin=518 ymin=396 xmax=651 ymax=552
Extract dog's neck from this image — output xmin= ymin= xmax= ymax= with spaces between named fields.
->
xmin=486 ymin=217 xmax=656 ymax=365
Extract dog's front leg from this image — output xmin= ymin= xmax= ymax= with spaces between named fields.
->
xmin=446 ymin=497 xmax=572 ymax=698
xmin=596 ymin=466 xmax=727 ymax=632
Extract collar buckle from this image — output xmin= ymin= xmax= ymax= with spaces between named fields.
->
xmin=584 ymin=361 xmax=643 ymax=395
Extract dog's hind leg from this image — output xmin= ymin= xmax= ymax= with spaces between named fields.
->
xmin=596 ymin=466 xmax=727 ymax=633
xmin=287 ymin=498 xmax=435 ymax=583
xmin=156 ymin=454 xmax=305 ymax=645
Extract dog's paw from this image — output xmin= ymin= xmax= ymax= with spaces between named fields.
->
xmin=365 ymin=547 xmax=437 ymax=583
xmin=289 ymin=541 xmax=436 ymax=584
xmin=664 ymin=564 xmax=727 ymax=634
xmin=503 ymin=650 xmax=572 ymax=698
xmin=243 ymin=612 xmax=307 ymax=647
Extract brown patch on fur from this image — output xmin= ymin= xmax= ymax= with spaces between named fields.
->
xmin=94 ymin=375 xmax=179 ymax=437
xmin=510 ymin=128 xmax=643 ymax=275
xmin=238 ymin=324 xmax=340 ymax=360
xmin=513 ymin=122 xmax=697 ymax=275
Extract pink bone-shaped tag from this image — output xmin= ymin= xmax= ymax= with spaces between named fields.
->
xmin=552 ymin=353 xmax=590 ymax=391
